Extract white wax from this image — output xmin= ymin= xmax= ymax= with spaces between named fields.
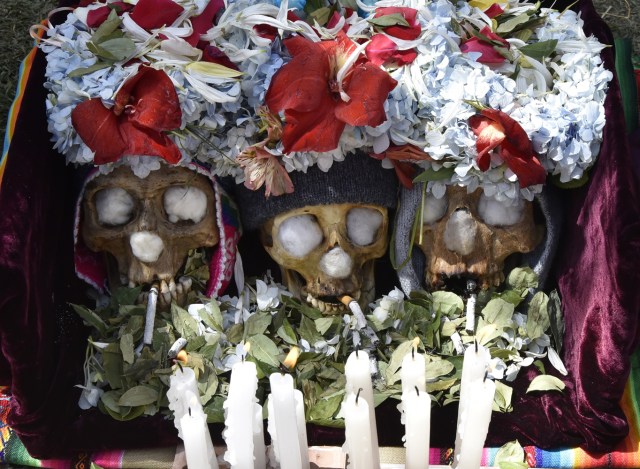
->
xmin=344 ymin=350 xmax=380 ymax=469
xmin=343 ymin=392 xmax=375 ymax=469
xmin=267 ymin=373 xmax=305 ymax=469
xmin=252 ymin=403 xmax=267 ymax=469
xmin=454 ymin=343 xmax=490 ymax=461
xmin=454 ymin=378 xmax=496 ymax=469
xmin=401 ymin=389 xmax=431 ymax=469
xmin=401 ymin=351 xmax=426 ymax=394
xmin=294 ymin=389 xmax=310 ymax=468
xmin=167 ymin=367 xmax=201 ymax=438
xmin=181 ymin=396 xmax=219 ymax=469
xmin=224 ymin=361 xmax=259 ymax=469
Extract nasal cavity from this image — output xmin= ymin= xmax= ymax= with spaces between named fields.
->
xmin=443 ymin=211 xmax=477 ymax=256
xmin=319 ymin=247 xmax=353 ymax=279
xmin=130 ymin=231 xmax=164 ymax=263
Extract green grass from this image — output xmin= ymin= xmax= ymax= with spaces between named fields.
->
xmin=0 ymin=0 xmax=57 ymax=134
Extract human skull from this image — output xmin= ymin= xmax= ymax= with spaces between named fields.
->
xmin=418 ymin=186 xmax=543 ymax=291
xmin=81 ymin=165 xmax=219 ymax=304
xmin=260 ymin=204 xmax=389 ymax=314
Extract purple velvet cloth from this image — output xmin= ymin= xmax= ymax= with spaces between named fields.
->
xmin=1 ymin=0 xmax=639 ymax=459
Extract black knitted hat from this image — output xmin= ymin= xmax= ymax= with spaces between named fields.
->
xmin=235 ymin=152 xmax=399 ymax=230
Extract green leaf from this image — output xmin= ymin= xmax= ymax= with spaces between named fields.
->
xmin=102 ymin=343 xmax=124 ymax=389
xmin=432 ymin=291 xmax=464 ymax=317
xmin=248 ymin=334 xmax=280 ymax=368
xmin=495 ymin=440 xmax=526 ymax=469
xmin=308 ymin=6 xmax=332 ymax=25
xmin=519 ymin=39 xmax=558 ymax=60
xmin=506 ymin=267 xmax=538 ymax=293
xmin=91 ymin=9 xmax=122 ymax=43
xmin=385 ymin=340 xmax=415 ymax=385
xmin=495 ymin=289 xmax=525 ymax=306
xmin=71 ymin=304 xmax=109 ymax=336
xmin=197 ymin=301 xmax=223 ymax=332
xmin=277 ymin=319 xmax=298 ymax=345
xmin=482 ymin=298 xmax=515 ymax=328
xmin=425 ymin=356 xmax=455 ymax=380
xmin=526 ymin=291 xmax=549 ymax=340
xmin=299 ymin=315 xmax=323 ymax=345
xmin=496 ymin=13 xmax=530 ymax=34
xmin=120 ymin=333 xmax=135 ymax=365
xmin=68 ymin=62 xmax=111 ymax=78
xmin=368 ymin=13 xmax=410 ymax=28
xmin=526 ymin=374 xmax=565 ymax=393
xmin=98 ymin=37 xmax=136 ymax=61
xmin=309 ymin=393 xmax=344 ymax=421
xmin=476 ymin=324 xmax=501 ymax=345
xmin=111 ymin=286 xmax=142 ymax=310
xmin=548 ymin=289 xmax=564 ymax=353
xmin=413 ymin=166 xmax=456 ymax=183
xmin=118 ymin=385 xmax=159 ymax=406
xmin=171 ymin=303 xmax=201 ymax=341
xmin=204 ymin=395 xmax=226 ymax=423
xmin=315 ymin=317 xmax=335 ymax=336
xmin=226 ymin=323 xmax=244 ymax=344
xmin=426 ymin=377 xmax=457 ymax=392
xmin=493 ymin=381 xmax=513 ymax=412
xmin=244 ymin=312 xmax=272 ymax=337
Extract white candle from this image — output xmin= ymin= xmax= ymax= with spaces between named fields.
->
xmin=252 ymin=403 xmax=266 ymax=469
xmin=343 ymin=391 xmax=375 ymax=469
xmin=167 ymin=367 xmax=200 ymax=437
xmin=400 ymin=348 xmax=426 ymax=393
xmin=344 ymin=350 xmax=380 ymax=469
xmin=223 ymin=360 xmax=261 ymax=468
xmin=401 ymin=388 xmax=431 ymax=469
xmin=454 ymin=343 xmax=490 ymax=462
xmin=454 ymin=377 xmax=496 ymax=469
xmin=180 ymin=395 xmax=219 ymax=469
xmin=294 ymin=389 xmax=310 ymax=468
xmin=267 ymin=373 xmax=307 ymax=469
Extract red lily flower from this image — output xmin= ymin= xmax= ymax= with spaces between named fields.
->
xmin=366 ymin=34 xmax=418 ymax=67
xmin=373 ymin=7 xmax=421 ymax=40
xmin=129 ymin=0 xmax=184 ymax=30
xmin=460 ymin=26 xmax=509 ymax=64
xmin=372 ymin=144 xmax=433 ymax=188
xmin=469 ymin=109 xmax=546 ymax=188
xmin=265 ymin=33 xmax=397 ymax=153
xmin=71 ymin=67 xmax=182 ymax=165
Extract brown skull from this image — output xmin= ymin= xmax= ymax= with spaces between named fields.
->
xmin=419 ymin=186 xmax=543 ymax=291
xmin=260 ymin=204 xmax=389 ymax=314
xmin=81 ymin=165 xmax=219 ymax=301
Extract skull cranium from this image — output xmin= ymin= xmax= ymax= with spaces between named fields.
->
xmin=81 ymin=165 xmax=219 ymax=303
xmin=418 ymin=186 xmax=543 ymax=291
xmin=260 ymin=203 xmax=389 ymax=314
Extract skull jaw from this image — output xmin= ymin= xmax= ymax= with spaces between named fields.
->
xmin=280 ymin=260 xmax=376 ymax=315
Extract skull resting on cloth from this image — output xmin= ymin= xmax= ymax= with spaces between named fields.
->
xmin=260 ymin=203 xmax=389 ymax=314
xmin=81 ymin=165 xmax=219 ymax=306
xmin=419 ymin=186 xmax=543 ymax=291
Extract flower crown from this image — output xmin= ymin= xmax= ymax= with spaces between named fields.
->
xmin=41 ymin=0 xmax=611 ymax=202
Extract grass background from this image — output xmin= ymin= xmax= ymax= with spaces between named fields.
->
xmin=0 ymin=0 xmax=637 ymax=143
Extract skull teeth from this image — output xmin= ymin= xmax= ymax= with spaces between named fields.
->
xmin=136 ymin=277 xmax=192 ymax=307
xmin=305 ymin=292 xmax=364 ymax=314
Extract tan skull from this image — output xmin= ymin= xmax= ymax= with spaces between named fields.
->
xmin=260 ymin=204 xmax=389 ymax=314
xmin=81 ymin=165 xmax=219 ymax=298
xmin=419 ymin=186 xmax=543 ymax=290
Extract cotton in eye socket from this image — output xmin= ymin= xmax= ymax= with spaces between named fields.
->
xmin=346 ymin=207 xmax=383 ymax=246
xmin=277 ymin=214 xmax=323 ymax=258
xmin=477 ymin=194 xmax=524 ymax=226
xmin=163 ymin=186 xmax=208 ymax=223
xmin=422 ymin=194 xmax=448 ymax=224
xmin=95 ymin=187 xmax=134 ymax=226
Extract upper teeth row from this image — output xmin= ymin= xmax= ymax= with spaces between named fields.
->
xmin=306 ymin=293 xmax=346 ymax=314
xmin=137 ymin=276 xmax=193 ymax=305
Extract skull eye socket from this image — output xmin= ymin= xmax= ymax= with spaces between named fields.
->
xmin=163 ymin=185 xmax=208 ymax=224
xmin=477 ymin=194 xmax=524 ymax=226
xmin=94 ymin=187 xmax=135 ymax=227
xmin=277 ymin=214 xmax=323 ymax=258
xmin=346 ymin=207 xmax=383 ymax=246
xmin=422 ymin=194 xmax=448 ymax=224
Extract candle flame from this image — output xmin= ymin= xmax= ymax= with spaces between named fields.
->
xmin=339 ymin=295 xmax=354 ymax=307
xmin=283 ymin=346 xmax=301 ymax=369
xmin=411 ymin=337 xmax=420 ymax=349
xmin=244 ymin=341 xmax=251 ymax=354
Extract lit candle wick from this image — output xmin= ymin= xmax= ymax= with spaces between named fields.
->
xmin=414 ymin=385 xmax=419 ymax=397
xmin=283 ymin=346 xmax=301 ymax=370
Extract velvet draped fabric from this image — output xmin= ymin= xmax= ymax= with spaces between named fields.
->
xmin=1 ymin=0 xmax=639 ymax=459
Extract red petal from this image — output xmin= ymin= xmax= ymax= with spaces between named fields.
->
xmin=478 ymin=26 xmax=509 ymax=47
xmin=185 ymin=0 xmax=224 ymax=46
xmin=265 ymin=37 xmax=331 ymax=114
xmin=460 ymin=37 xmax=505 ymax=64
xmin=130 ymin=0 xmax=184 ymax=30
xmin=484 ymin=3 xmax=504 ymax=18
xmin=391 ymin=160 xmax=417 ymax=188
xmin=469 ymin=114 xmax=504 ymax=171
xmin=125 ymin=68 xmax=182 ymax=131
xmin=201 ymin=45 xmax=240 ymax=71
xmin=375 ymin=7 xmax=421 ymax=41
xmin=281 ymin=100 xmax=346 ymax=153
xmin=72 ymin=99 xmax=128 ymax=164
xmin=335 ymin=63 xmax=397 ymax=127
xmin=366 ymin=34 xmax=397 ymax=67
xmin=500 ymin=144 xmax=546 ymax=187
xmin=120 ymin=121 xmax=182 ymax=164
xmin=86 ymin=6 xmax=111 ymax=28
